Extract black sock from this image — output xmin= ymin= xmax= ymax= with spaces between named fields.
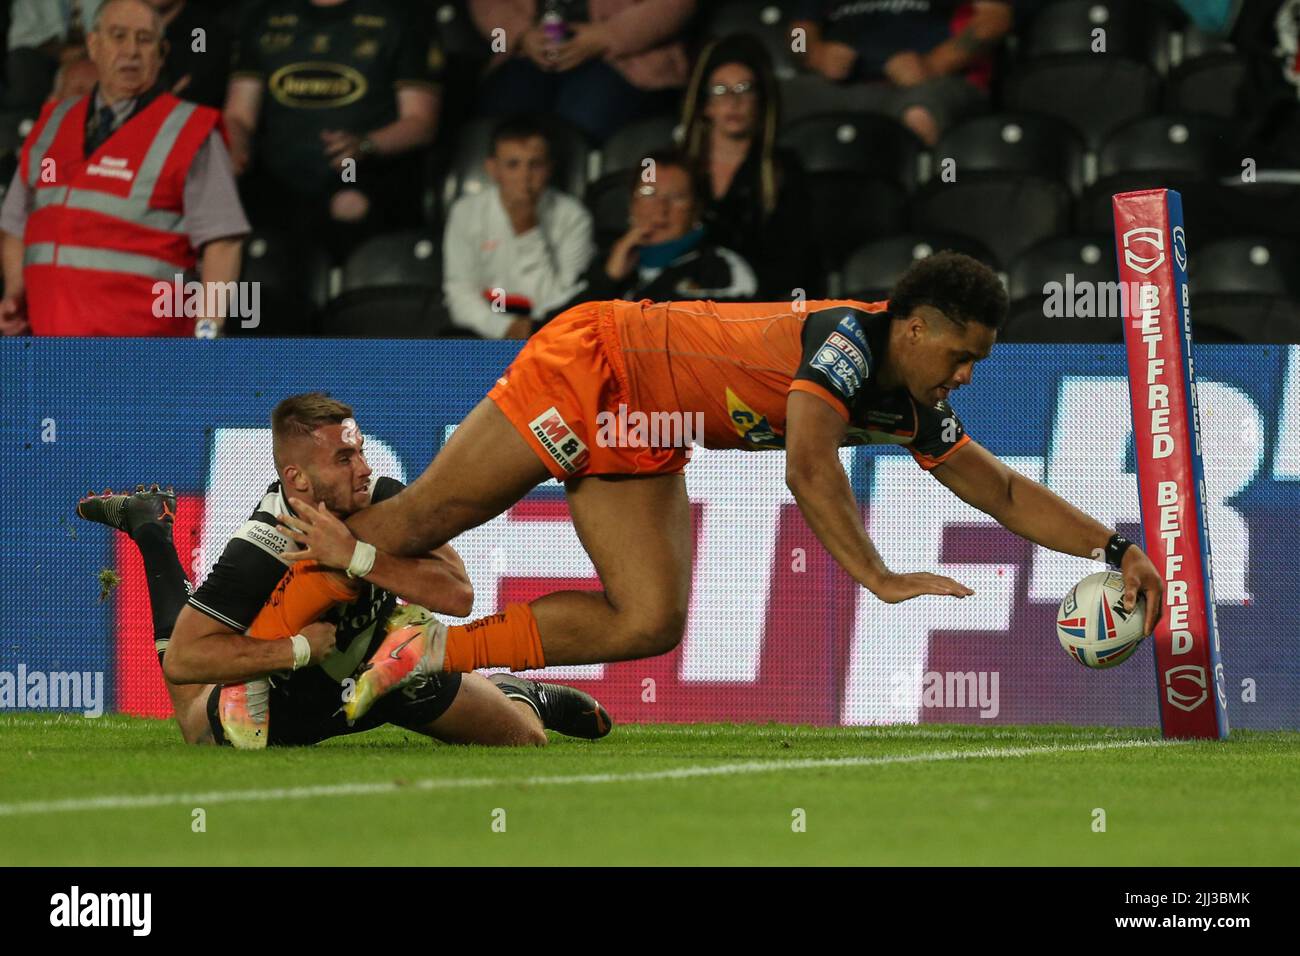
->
xmin=130 ymin=523 xmax=190 ymax=666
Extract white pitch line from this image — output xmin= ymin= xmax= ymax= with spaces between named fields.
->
xmin=0 ymin=738 xmax=1184 ymax=819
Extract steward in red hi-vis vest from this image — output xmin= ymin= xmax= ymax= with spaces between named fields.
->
xmin=19 ymin=89 xmax=221 ymax=336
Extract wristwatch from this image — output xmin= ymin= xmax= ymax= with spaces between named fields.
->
xmin=1104 ymin=533 xmax=1134 ymax=568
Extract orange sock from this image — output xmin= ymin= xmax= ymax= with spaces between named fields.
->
xmin=246 ymin=561 xmax=360 ymax=639
xmin=444 ymin=603 xmax=547 ymax=672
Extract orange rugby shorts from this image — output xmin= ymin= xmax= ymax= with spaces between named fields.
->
xmin=488 ymin=302 xmax=691 ymax=481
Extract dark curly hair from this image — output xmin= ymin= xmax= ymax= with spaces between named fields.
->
xmin=889 ymin=251 xmax=1008 ymax=330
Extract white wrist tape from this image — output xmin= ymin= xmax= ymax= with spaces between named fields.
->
xmin=346 ymin=541 xmax=377 ymax=579
xmin=290 ymin=633 xmax=311 ymax=670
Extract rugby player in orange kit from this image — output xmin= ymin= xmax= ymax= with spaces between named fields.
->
xmin=278 ymin=252 xmax=1166 ymax=718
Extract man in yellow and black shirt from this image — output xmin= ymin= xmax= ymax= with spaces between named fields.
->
xmin=223 ymin=0 xmax=442 ymax=255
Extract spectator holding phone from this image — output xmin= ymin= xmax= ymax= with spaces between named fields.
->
xmin=469 ymin=0 xmax=695 ymax=142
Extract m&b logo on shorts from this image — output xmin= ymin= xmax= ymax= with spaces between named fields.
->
xmin=529 ymin=407 xmax=590 ymax=474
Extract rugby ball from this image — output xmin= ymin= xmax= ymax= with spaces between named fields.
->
xmin=1056 ymin=570 xmax=1147 ymax=669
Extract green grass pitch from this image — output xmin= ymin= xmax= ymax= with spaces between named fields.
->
xmin=2 ymin=714 xmax=1297 ymax=866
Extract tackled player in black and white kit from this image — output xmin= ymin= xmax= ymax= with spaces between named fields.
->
xmin=77 ymin=393 xmax=611 ymax=748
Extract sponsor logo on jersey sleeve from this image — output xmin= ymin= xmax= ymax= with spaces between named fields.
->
xmin=836 ymin=312 xmax=872 ymax=353
xmin=811 ymin=340 xmax=865 ymax=400
xmin=235 ymin=519 xmax=294 ymax=561
xmin=809 ymin=316 xmax=873 ymax=401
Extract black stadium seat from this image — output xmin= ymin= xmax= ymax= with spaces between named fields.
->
xmin=1165 ymin=52 xmax=1247 ymax=119
xmin=1190 ymin=293 xmax=1300 ymax=344
xmin=999 ymin=306 xmax=1124 ymax=344
xmin=1213 ymin=181 xmax=1300 ymax=237
xmin=804 ymin=172 xmax=906 ymax=271
xmin=598 ymin=114 xmax=680 ymax=179
xmin=936 ymin=113 xmax=1087 ymax=195
xmin=1008 ymin=235 xmax=1117 ymax=302
xmin=1002 ymin=56 xmax=1159 ymax=149
xmin=340 ymin=230 xmax=441 ymax=294
xmin=1006 ymin=235 xmax=1123 ymax=340
xmin=1178 ymin=23 xmax=1237 ymax=61
xmin=0 ymin=110 xmax=29 ymax=153
xmin=442 ymin=114 xmax=590 ymax=208
xmin=839 ymin=234 xmax=999 ymax=301
xmin=703 ymin=1 xmax=799 ymax=79
xmin=318 ymin=286 xmax=459 ymax=339
xmin=236 ymin=229 xmax=331 ymax=336
xmin=778 ymin=75 xmax=876 ymax=125
xmin=586 ymin=171 xmax=634 ymax=248
xmin=0 ymin=150 xmax=16 ymax=207
xmin=779 ymin=112 xmax=924 ymax=189
xmin=1097 ymin=114 xmax=1239 ymax=180
xmin=1020 ymin=0 xmax=1177 ymax=67
xmin=909 ymin=174 xmax=1073 ymax=268
xmin=433 ymin=1 xmax=489 ymax=62
xmin=1192 ymin=237 xmax=1300 ymax=297
xmin=1078 ymin=174 xmax=1235 ymax=245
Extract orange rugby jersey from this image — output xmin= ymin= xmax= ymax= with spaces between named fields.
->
xmin=608 ymin=299 xmax=971 ymax=469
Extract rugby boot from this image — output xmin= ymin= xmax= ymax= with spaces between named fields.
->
xmin=77 ymin=483 xmax=177 ymax=538
xmin=490 ymin=673 xmax=613 ymax=739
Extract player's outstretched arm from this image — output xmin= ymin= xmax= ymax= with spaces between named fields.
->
xmin=278 ymin=498 xmax=474 ymax=617
xmin=931 ymin=439 xmax=1164 ymax=634
xmin=785 ymin=391 xmax=974 ymax=604
xmin=163 ymin=608 xmax=336 ymax=684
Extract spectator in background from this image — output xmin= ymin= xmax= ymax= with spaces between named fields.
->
xmin=148 ymin=0 xmax=233 ymax=109
xmin=52 ymin=50 xmax=100 ymax=102
xmin=469 ymin=0 xmax=695 ymax=143
xmin=545 ymin=149 xmax=756 ymax=320
xmin=1177 ymin=0 xmax=1244 ymax=35
xmin=680 ymin=33 xmax=816 ymax=300
xmin=0 ymin=0 xmax=248 ymax=336
xmin=790 ymin=1 xmax=1012 ymax=145
xmin=1232 ymin=0 xmax=1300 ymax=167
xmin=224 ymin=0 xmax=441 ymax=259
xmin=6 ymin=0 xmax=105 ymax=112
xmin=444 ymin=116 xmax=594 ymax=339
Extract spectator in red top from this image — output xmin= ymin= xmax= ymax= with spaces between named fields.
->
xmin=0 ymin=0 xmax=248 ymax=337
xmin=469 ymin=0 xmax=695 ymax=143
xmin=790 ymin=1 xmax=1012 ymax=145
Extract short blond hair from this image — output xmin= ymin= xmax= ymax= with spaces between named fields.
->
xmin=271 ymin=392 xmax=354 ymax=473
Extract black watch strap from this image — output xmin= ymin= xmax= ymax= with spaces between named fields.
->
xmin=1105 ymin=533 xmax=1134 ymax=568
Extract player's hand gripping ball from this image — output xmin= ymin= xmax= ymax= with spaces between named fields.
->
xmin=1056 ymin=571 xmax=1148 ymax=669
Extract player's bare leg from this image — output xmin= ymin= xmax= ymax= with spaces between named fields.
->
xmin=345 ymin=398 xmax=553 ymax=557
xmin=415 ymin=672 xmax=548 ymax=746
xmin=171 ymin=686 xmax=217 ymax=745
xmin=532 ymin=473 xmax=694 ymax=664
xmin=343 ymin=402 xmax=694 ymax=672
xmin=367 ymin=473 xmax=693 ymax=680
